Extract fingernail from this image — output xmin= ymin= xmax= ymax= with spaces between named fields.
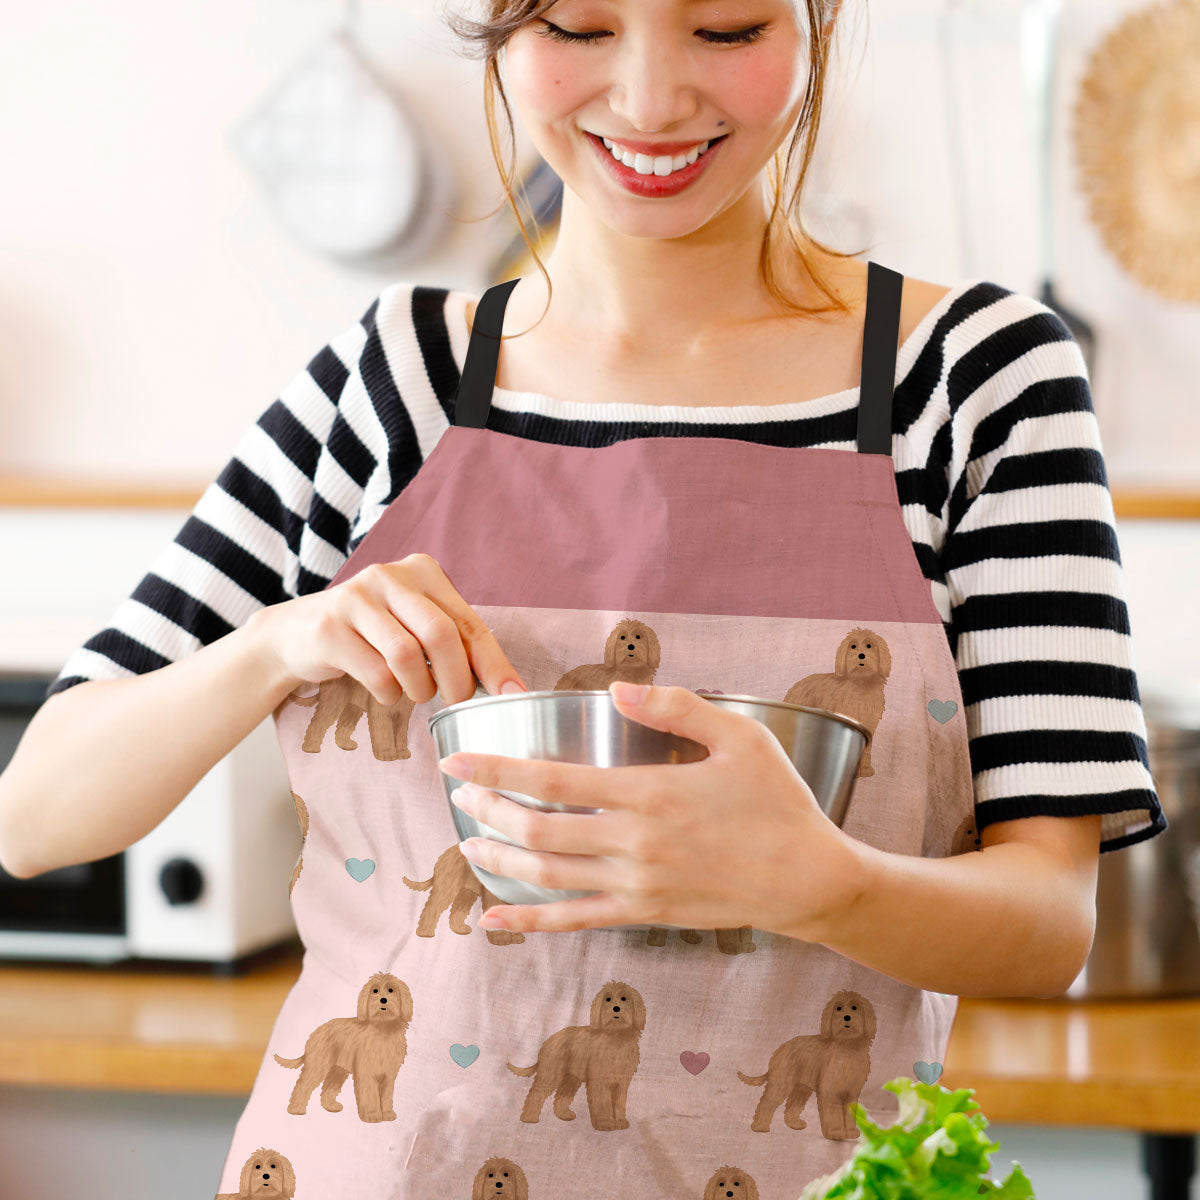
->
xmin=500 ymin=680 xmax=526 ymax=694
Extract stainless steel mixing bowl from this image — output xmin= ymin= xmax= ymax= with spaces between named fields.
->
xmin=428 ymin=686 xmax=868 ymax=926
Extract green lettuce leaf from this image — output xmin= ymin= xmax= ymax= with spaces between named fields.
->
xmin=796 ymin=1075 xmax=1036 ymax=1200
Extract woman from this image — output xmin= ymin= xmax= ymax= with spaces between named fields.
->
xmin=3 ymin=0 xmax=1165 ymax=1196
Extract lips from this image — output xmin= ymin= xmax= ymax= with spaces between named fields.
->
xmin=591 ymin=132 xmax=729 ymax=159
xmin=598 ymin=132 xmax=729 ymax=157
xmin=584 ymin=128 xmax=730 ymax=197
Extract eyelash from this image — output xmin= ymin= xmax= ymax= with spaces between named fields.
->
xmin=536 ymin=19 xmax=769 ymax=46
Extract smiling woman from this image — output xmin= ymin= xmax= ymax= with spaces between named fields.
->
xmin=13 ymin=0 xmax=1164 ymax=1197
xmin=447 ymin=0 xmax=854 ymax=331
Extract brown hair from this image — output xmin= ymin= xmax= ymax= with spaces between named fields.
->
xmin=445 ymin=0 xmax=869 ymax=334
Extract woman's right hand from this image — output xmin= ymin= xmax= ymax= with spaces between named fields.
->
xmin=246 ymin=553 xmax=529 ymax=706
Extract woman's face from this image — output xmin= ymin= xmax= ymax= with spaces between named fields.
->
xmin=502 ymin=0 xmax=813 ymax=240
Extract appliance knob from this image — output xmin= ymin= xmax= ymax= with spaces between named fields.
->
xmin=159 ymin=857 xmax=204 ymax=905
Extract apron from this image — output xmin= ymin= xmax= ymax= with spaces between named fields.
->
xmin=214 ymin=261 xmax=979 ymax=1200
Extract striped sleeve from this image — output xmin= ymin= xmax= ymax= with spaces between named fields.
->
xmin=42 ymin=286 xmax=434 ymax=702
xmin=939 ymin=286 xmax=1167 ymax=853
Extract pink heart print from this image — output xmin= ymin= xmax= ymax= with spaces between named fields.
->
xmin=680 ymin=1050 xmax=710 ymax=1075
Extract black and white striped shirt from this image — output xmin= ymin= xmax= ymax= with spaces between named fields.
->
xmin=46 ymin=278 xmax=1167 ymax=855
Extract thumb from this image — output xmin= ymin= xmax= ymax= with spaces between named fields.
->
xmin=607 ymin=681 xmax=726 ymax=750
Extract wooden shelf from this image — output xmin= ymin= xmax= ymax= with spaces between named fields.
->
xmin=1 ymin=940 xmax=1199 ymax=1132
xmin=1110 ymin=491 xmax=1200 ymax=519
xmin=1 ymin=474 xmax=1200 ymax=518
xmin=0 ymin=474 xmax=206 ymax=510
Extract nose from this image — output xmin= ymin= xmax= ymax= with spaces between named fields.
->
xmin=604 ymin=40 xmax=701 ymax=139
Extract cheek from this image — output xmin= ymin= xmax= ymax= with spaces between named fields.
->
xmin=718 ymin=45 xmax=812 ymax=127
xmin=503 ymin=37 xmax=596 ymax=119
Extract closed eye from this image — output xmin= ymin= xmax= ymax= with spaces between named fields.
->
xmin=536 ymin=20 xmax=770 ymax=46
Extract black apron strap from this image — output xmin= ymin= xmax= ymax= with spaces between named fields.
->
xmin=856 ymin=260 xmax=905 ymax=456
xmin=452 ymin=277 xmax=521 ymax=428
xmin=455 ymin=268 xmax=904 ymax=444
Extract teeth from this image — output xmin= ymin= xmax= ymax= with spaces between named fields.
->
xmin=601 ymin=135 xmax=713 ymax=176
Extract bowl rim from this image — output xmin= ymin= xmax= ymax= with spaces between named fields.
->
xmin=427 ymin=687 xmax=871 ymax=740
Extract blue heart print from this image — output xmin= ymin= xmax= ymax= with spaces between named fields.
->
xmin=450 ymin=1043 xmax=480 ymax=1068
xmin=927 ymin=698 xmax=958 ymax=724
xmin=345 ymin=857 xmax=375 ymax=882
xmin=913 ymin=1060 xmax=943 ymax=1084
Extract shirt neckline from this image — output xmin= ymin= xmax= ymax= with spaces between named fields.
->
xmin=451 ymin=277 xmax=984 ymax=424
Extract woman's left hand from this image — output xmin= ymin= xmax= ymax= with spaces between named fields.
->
xmin=438 ymin=680 xmax=855 ymax=939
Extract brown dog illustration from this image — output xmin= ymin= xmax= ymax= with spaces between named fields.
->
xmin=287 ymin=792 xmax=309 ymax=899
xmin=507 ymin=981 xmax=646 ymax=1130
xmin=404 ymin=844 xmax=525 ymax=946
xmin=472 ymin=1155 xmax=530 ymax=1199
xmin=215 ymin=1147 xmax=295 ymax=1198
xmin=784 ymin=629 xmax=891 ymax=777
xmin=554 ymin=618 xmax=661 ymax=690
xmin=644 ymin=924 xmax=757 ymax=955
xmin=702 ymin=1165 xmax=760 ymax=1200
xmin=283 ymin=676 xmax=416 ymax=761
xmin=738 ymin=989 xmax=876 ymax=1139
xmin=273 ymin=971 xmax=413 ymax=1122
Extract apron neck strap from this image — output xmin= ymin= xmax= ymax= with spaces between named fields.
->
xmin=856 ymin=260 xmax=905 ymax=456
xmin=453 ymin=277 xmax=520 ymax=429
xmin=452 ymin=261 xmax=906 ymax=448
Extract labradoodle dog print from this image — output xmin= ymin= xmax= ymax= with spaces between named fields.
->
xmin=215 ymin=599 xmax=968 ymax=1197
xmin=214 ymin=266 xmax=973 ymax=1198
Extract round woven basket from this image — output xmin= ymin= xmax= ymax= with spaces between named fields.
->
xmin=1072 ymin=0 xmax=1200 ymax=302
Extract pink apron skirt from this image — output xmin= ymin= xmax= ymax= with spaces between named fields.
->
xmin=215 ymin=262 xmax=978 ymax=1199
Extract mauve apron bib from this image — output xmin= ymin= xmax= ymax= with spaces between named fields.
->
xmin=215 ymin=261 xmax=979 ymax=1200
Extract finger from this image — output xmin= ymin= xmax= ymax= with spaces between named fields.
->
xmin=345 ymin=594 xmax=439 ymax=703
xmin=372 ymin=578 xmax=479 ymax=704
xmin=608 ymin=681 xmax=730 ymax=753
xmin=451 ymin=783 xmax=627 ymax=858
xmin=478 ymin=890 xmax=632 ymax=934
xmin=438 ymin=751 xmax=669 ymax=813
xmin=327 ymin=620 xmax=421 ymax=708
xmin=414 ymin=555 xmax=530 ymax=697
xmin=462 ymin=836 xmax=615 ymax=899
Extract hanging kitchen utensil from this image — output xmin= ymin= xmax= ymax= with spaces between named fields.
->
xmin=1022 ymin=0 xmax=1097 ymax=377
xmin=1072 ymin=0 xmax=1200 ymax=304
xmin=229 ymin=5 xmax=453 ymax=265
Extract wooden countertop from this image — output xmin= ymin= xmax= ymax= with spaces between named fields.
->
xmin=1 ymin=940 xmax=1198 ymax=1132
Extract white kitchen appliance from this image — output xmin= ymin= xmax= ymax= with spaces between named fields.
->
xmin=0 ymin=671 xmax=301 ymax=972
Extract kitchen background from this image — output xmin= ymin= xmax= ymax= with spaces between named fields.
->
xmin=1 ymin=0 xmax=1198 ymax=1196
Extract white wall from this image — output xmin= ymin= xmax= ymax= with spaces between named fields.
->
xmin=0 ymin=0 xmax=494 ymax=482
xmin=2 ymin=0 xmax=1197 ymax=488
